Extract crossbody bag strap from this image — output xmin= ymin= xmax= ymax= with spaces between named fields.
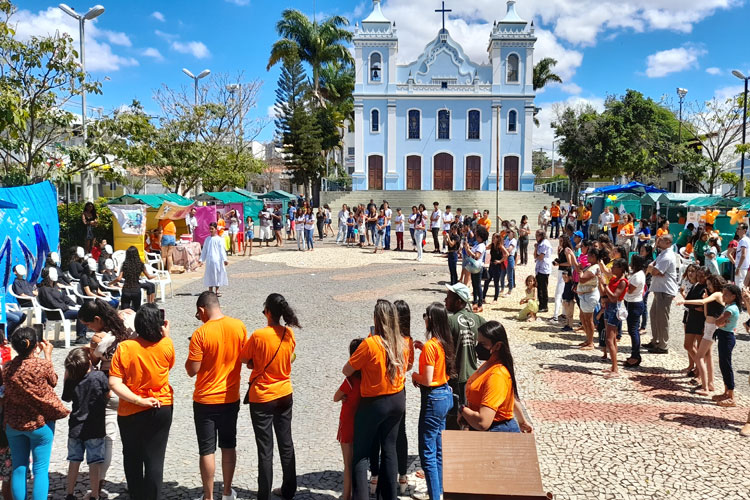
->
xmin=243 ymin=327 xmax=289 ymax=405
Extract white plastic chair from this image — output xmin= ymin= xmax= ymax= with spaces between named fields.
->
xmin=112 ymin=250 xmax=126 ymax=271
xmin=7 ymin=287 xmax=42 ymax=324
xmin=153 ymin=270 xmax=173 ymax=300
xmin=5 ymin=303 xmax=33 ymax=328
xmin=145 ymin=251 xmax=164 ymax=271
xmin=73 ymin=283 xmax=96 ymax=303
xmin=36 ymin=300 xmax=76 ymax=348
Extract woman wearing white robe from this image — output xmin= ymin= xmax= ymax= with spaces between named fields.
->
xmin=201 ymin=222 xmax=228 ymax=295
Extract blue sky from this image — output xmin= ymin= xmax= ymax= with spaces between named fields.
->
xmin=14 ymin=0 xmax=750 ymax=151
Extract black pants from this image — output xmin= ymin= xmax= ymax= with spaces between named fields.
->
xmin=121 ymin=288 xmax=141 ymax=311
xmin=536 ymin=272 xmax=549 ymax=310
xmin=483 ymin=263 xmax=502 ymax=301
xmin=470 ymin=272 xmax=483 ymax=307
xmin=447 ymin=252 xmax=458 ymax=285
xmin=716 ymin=329 xmax=736 ymax=391
xmin=249 ymin=394 xmax=296 ymax=500
xmin=431 ymin=228 xmax=440 ymax=252
xmin=317 ymin=220 xmax=325 ymax=240
xmin=519 ymin=237 xmax=529 ymax=265
xmin=353 ymin=390 xmax=406 ymax=500
xmin=118 ymin=405 xmax=173 ymax=500
xmin=369 ymin=409 xmax=407 ymax=476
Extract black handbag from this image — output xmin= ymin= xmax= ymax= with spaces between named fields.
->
xmin=481 ymin=266 xmax=490 ymax=281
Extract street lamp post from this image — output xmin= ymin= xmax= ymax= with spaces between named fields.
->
xmin=182 ymin=68 xmax=211 ymax=105
xmin=59 ymin=3 xmax=105 ymax=202
xmin=733 ymin=70 xmax=749 ymax=197
xmin=551 ymin=138 xmax=559 ymax=178
xmin=676 ymin=87 xmax=688 ymax=193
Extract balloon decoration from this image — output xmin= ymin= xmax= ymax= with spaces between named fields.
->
xmin=700 ymin=210 xmax=719 ymax=225
xmin=607 ymin=195 xmax=617 ymax=202
xmin=728 ymin=207 xmax=747 ymax=225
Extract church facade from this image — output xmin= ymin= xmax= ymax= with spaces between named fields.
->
xmin=352 ymin=0 xmax=537 ymax=192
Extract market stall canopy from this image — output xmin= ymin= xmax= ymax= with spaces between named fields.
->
xmin=108 ymin=193 xmax=193 ymax=209
xmin=193 ymin=191 xmax=258 ymax=204
xmin=664 ymin=193 xmax=706 ymax=204
xmin=642 ymin=193 xmax=669 ymax=205
xmin=257 ymin=189 xmax=296 ymax=201
xmin=592 ymin=182 xmax=667 ymax=195
xmin=685 ymin=196 xmax=740 ymax=208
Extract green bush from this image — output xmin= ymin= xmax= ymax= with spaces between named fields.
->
xmin=58 ymin=198 xmax=114 ymax=262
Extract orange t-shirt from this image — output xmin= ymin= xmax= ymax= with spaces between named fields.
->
xmin=582 ymin=209 xmax=591 ymax=222
xmin=620 ymin=222 xmax=634 ymax=235
xmin=419 ymin=337 xmax=449 ymax=387
xmin=217 ymin=218 xmax=226 ymax=236
xmin=465 ymin=360 xmax=514 ymax=422
xmin=656 ymin=228 xmax=667 ymax=238
xmin=550 ymin=205 xmax=560 ymax=218
xmin=349 ymin=335 xmax=406 ymax=398
xmin=188 ymin=316 xmax=247 ymax=404
xmin=109 ymin=337 xmax=175 ymax=416
xmin=478 ymin=217 xmax=492 ymax=231
xmin=241 ymin=326 xmax=296 ymax=403
xmin=159 ymin=219 xmax=176 ymax=236
xmin=405 ymin=336 xmax=415 ymax=369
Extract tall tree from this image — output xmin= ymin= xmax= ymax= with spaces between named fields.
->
xmin=533 ymin=57 xmax=563 ymax=91
xmin=267 ymin=9 xmax=353 ymax=103
xmin=0 ymin=1 xmax=101 ymax=181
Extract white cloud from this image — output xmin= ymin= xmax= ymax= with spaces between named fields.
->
xmin=714 ymin=85 xmax=744 ymax=102
xmin=645 ymin=46 xmax=705 ymax=78
xmin=533 ymin=95 xmax=606 ymax=150
xmin=267 ymin=104 xmax=280 ymax=118
xmin=560 ymin=83 xmax=582 ymax=95
xmin=151 ymin=11 xmax=165 ymax=22
xmin=171 ymin=40 xmax=211 ymax=59
xmin=12 ymin=6 xmax=137 ymax=71
xmin=155 ymin=30 xmax=178 ymax=41
xmin=225 ymin=0 xmax=250 ymax=5
xmin=142 ymin=47 xmax=164 ymax=61
xmin=705 ymin=67 xmax=722 ymax=75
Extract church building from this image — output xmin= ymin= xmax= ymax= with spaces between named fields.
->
xmin=352 ymin=0 xmax=537 ymax=191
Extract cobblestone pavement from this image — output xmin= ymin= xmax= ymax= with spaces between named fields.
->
xmin=43 ymin=237 xmax=749 ymax=500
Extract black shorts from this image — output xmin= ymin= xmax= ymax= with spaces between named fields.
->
xmin=193 ymin=400 xmax=240 ymax=456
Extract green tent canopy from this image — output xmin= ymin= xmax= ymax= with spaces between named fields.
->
xmin=108 ymin=193 xmax=193 ymax=209
xmin=684 ymin=196 xmax=740 ymax=208
xmin=193 ymin=191 xmax=255 ymax=204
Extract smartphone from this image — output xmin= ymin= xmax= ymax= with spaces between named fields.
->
xmin=33 ymin=324 xmax=44 ymax=343
xmin=369 ymin=326 xmax=375 ymax=336
xmin=159 ymin=308 xmax=166 ymax=323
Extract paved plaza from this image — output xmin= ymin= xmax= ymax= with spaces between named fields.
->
xmin=44 ymin=239 xmax=750 ymax=500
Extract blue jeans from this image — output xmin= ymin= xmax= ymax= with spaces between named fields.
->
xmin=488 ymin=417 xmax=520 ymax=433
xmin=448 ymin=252 xmax=458 ymax=284
xmin=305 ymin=229 xmax=314 ymax=249
xmin=384 ymin=226 xmax=391 ymax=250
xmin=506 ymin=255 xmax=516 ymax=291
xmin=418 ymin=385 xmax=453 ymax=500
xmin=716 ymin=329 xmax=736 ymax=391
xmin=582 ymin=220 xmax=591 ymax=239
xmin=550 ymin=217 xmax=561 ymax=238
xmin=640 ymin=290 xmax=650 ymax=330
xmin=6 ymin=421 xmax=56 ymax=500
xmin=626 ymin=300 xmax=644 ymax=360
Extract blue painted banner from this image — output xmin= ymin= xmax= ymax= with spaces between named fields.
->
xmin=0 ymin=181 xmax=60 ymax=305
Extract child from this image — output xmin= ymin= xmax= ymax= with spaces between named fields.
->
xmin=447 ymin=224 xmax=461 ymax=285
xmin=713 ymin=284 xmax=741 ymax=408
xmin=62 ymin=348 xmax=110 ymax=500
xmin=518 ymin=275 xmax=539 ymax=321
xmin=347 ymin=213 xmax=356 ymax=247
xmin=598 ymin=258 xmax=629 ymax=378
xmin=596 ymin=297 xmax=607 ymax=351
xmin=243 ymin=216 xmax=254 ymax=256
xmin=705 ymin=242 xmax=720 ymax=276
xmin=561 ymin=272 xmax=576 ymax=331
xmin=394 ymin=208 xmax=405 ymax=251
xmin=334 ymin=338 xmax=364 ymax=500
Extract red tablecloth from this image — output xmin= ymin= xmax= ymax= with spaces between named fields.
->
xmin=172 ymin=242 xmax=201 ymax=272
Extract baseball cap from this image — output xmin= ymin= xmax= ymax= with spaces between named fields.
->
xmin=573 ymin=231 xmax=584 ymax=239
xmin=445 ymin=283 xmax=472 ymax=303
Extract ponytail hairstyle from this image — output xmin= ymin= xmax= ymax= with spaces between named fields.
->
xmin=373 ymin=299 xmax=405 ymax=385
xmin=64 ymin=348 xmax=91 ymax=386
xmin=477 ymin=321 xmax=519 ymax=399
xmin=423 ymin=302 xmax=457 ymax=379
xmin=10 ymin=327 xmax=37 ymax=359
xmin=78 ymin=299 xmax=129 ymax=343
xmin=264 ymin=293 xmax=301 ymax=328
xmin=393 ymin=299 xmax=411 ymax=338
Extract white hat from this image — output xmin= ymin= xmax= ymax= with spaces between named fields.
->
xmin=105 ymin=258 xmax=114 ymax=270
xmin=14 ymin=264 xmax=27 ymax=276
xmin=87 ymin=258 xmax=98 ymax=271
xmin=104 ymin=244 xmax=113 ymax=254
xmin=50 ymin=252 xmax=60 ymax=265
xmin=76 ymin=247 xmax=85 ymax=258
xmin=48 ymin=267 xmax=58 ymax=282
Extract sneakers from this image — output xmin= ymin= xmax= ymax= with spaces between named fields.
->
xmin=561 ymin=326 xmax=573 ymax=332
xmin=222 ymin=489 xmax=238 ymax=500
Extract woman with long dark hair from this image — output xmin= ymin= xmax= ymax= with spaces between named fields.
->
xmin=109 ymin=303 xmax=174 ymax=500
xmin=412 ymin=302 xmax=456 ymax=499
xmin=240 ymin=294 xmax=300 ymax=500
xmin=518 ymin=215 xmax=530 ymax=265
xmin=110 ymin=246 xmax=156 ymax=310
xmin=553 ymin=236 xmax=574 ymax=322
xmin=3 ymin=327 xmax=69 ymax=500
xmin=344 ymin=300 xmax=406 ymax=500
xmin=69 ymin=246 xmax=86 ymax=280
xmin=624 ymin=255 xmax=647 ymax=367
xmin=458 ymin=321 xmax=532 ymax=433
xmin=80 ymin=258 xmax=119 ymax=308
xmin=82 ymin=202 xmax=98 ymax=253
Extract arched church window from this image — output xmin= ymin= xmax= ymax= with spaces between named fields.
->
xmin=438 ymin=110 xmax=450 ymax=139
xmin=370 ymin=52 xmax=382 ymax=82
xmin=507 ymin=54 xmax=519 ymax=83
xmin=371 ymin=109 xmax=380 ymax=132
xmin=468 ymin=110 xmax=480 ymax=140
xmin=408 ymin=110 xmax=421 ymax=139
xmin=508 ymin=110 xmax=518 ymax=133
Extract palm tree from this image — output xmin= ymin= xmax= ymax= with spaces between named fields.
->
xmin=533 ymin=57 xmax=563 ymax=91
xmin=267 ymin=9 xmax=354 ymax=104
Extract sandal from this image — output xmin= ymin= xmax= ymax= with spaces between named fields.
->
xmin=369 ymin=476 xmax=378 ymax=495
xmin=604 ymin=371 xmax=621 ymax=379
xmin=712 ymin=393 xmax=730 ymax=401
xmin=579 ymin=344 xmax=595 ymax=350
xmin=717 ymin=398 xmax=736 ymax=407
xmin=415 ymin=470 xmax=425 ymax=480
xmin=399 ymin=475 xmax=408 ymax=495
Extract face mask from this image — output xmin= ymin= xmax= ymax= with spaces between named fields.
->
xmin=48 ymin=267 xmax=58 ymax=282
xmin=50 ymin=252 xmax=60 ymax=265
xmin=14 ymin=265 xmax=27 ymax=278
xmin=76 ymin=247 xmax=85 ymax=258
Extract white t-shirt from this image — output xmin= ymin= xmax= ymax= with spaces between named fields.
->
xmin=738 ymin=236 xmax=750 ymax=270
xmin=304 ymin=215 xmax=315 ymax=230
xmin=505 ymin=237 xmax=517 ymax=254
xmin=395 ymin=214 xmax=404 ymax=232
xmin=430 ymin=209 xmax=442 ymax=229
xmin=295 ymin=214 xmax=306 ymax=228
xmin=338 ymin=210 xmax=349 ymax=225
xmin=599 ymin=211 xmax=614 ymax=228
xmin=443 ymin=212 xmax=455 ymax=231
xmin=384 ymin=208 xmax=392 ymax=223
xmin=408 ymin=213 xmax=417 ymax=229
xmin=472 ymin=241 xmax=486 ymax=262
xmin=260 ymin=211 xmax=272 ymax=227
xmin=624 ymin=270 xmax=645 ymax=302
xmin=186 ymin=215 xmax=198 ymax=233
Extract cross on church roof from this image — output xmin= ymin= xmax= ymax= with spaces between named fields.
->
xmin=435 ymin=1 xmax=452 ymax=32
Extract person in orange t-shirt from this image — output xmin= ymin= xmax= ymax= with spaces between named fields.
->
xmin=159 ymin=218 xmax=177 ymax=272
xmin=458 ymin=321 xmax=532 ymax=433
xmin=108 ymin=303 xmax=175 ymax=499
xmin=239 ymin=294 xmax=299 ymax=500
xmin=549 ymin=201 xmax=562 ymax=238
xmin=186 ymin=291 xmax=247 ymax=500
xmin=343 ymin=300 xmax=407 ymax=500
xmin=411 ymin=303 xmax=456 ymax=500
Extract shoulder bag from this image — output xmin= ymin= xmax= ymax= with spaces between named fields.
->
xmin=243 ymin=327 xmax=289 ymax=405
